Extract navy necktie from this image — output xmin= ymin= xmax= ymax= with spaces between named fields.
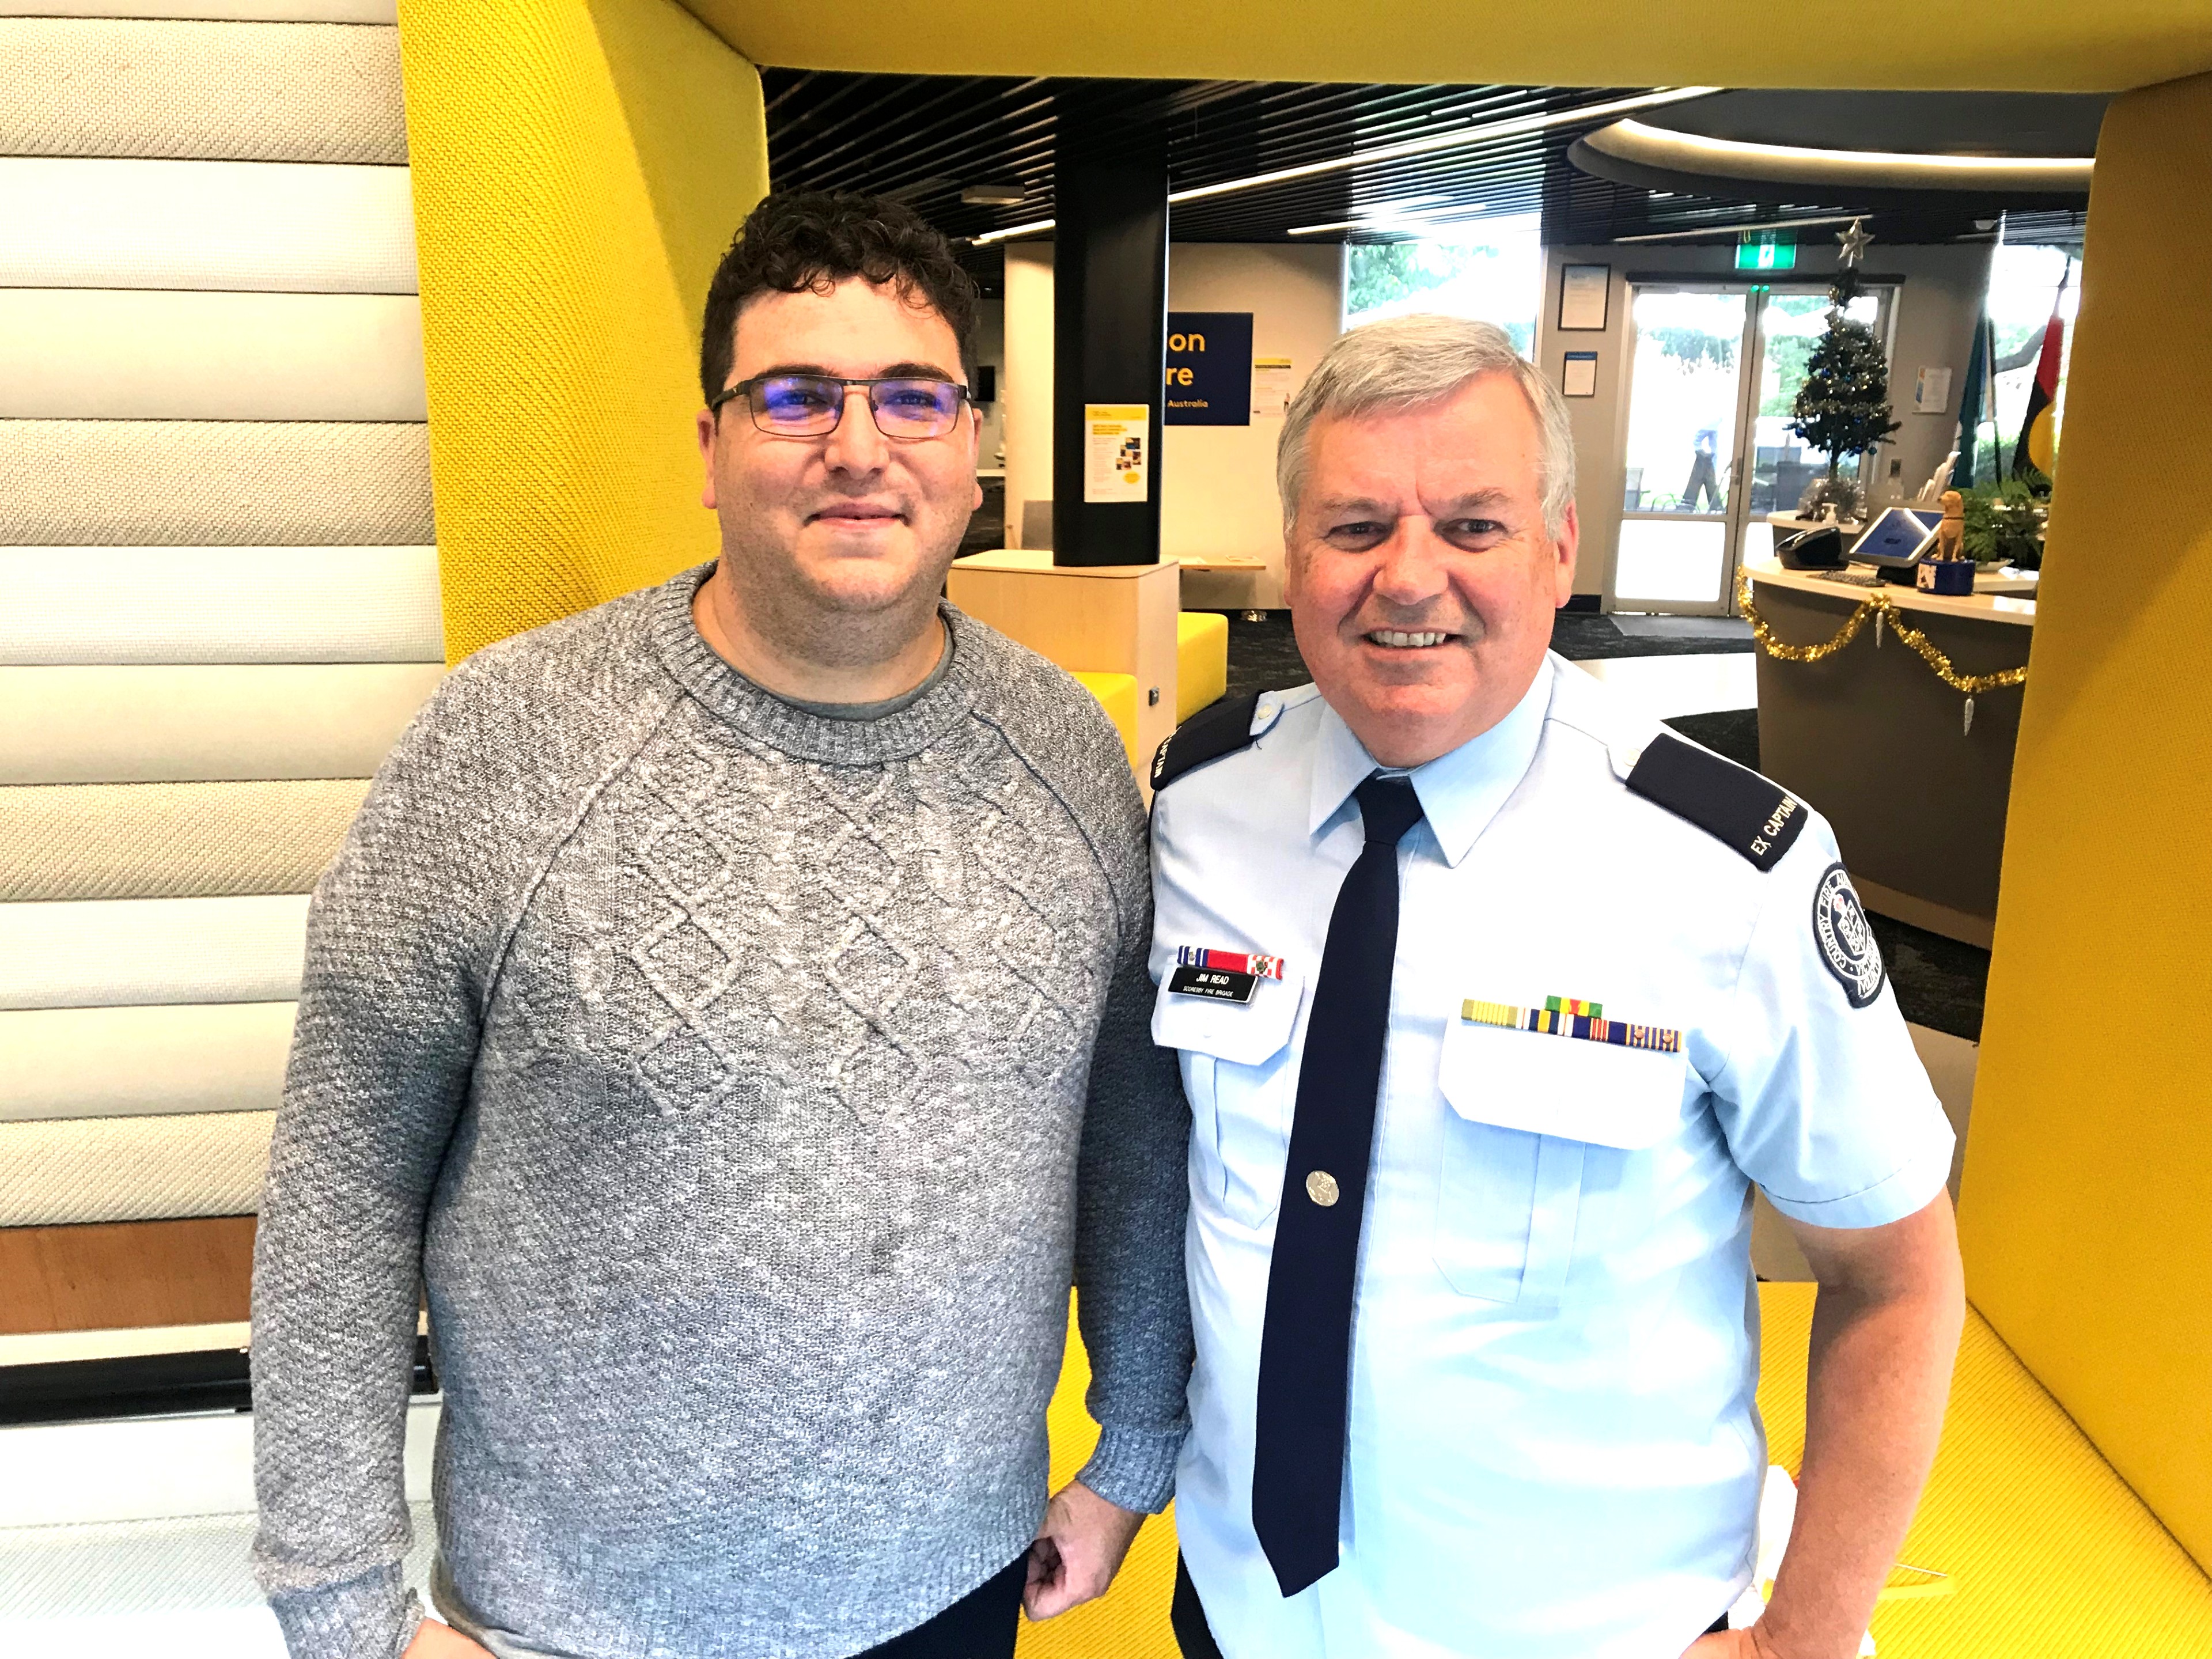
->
xmin=1252 ymin=774 xmax=1426 ymax=1597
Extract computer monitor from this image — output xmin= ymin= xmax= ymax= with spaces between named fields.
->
xmin=1850 ymin=507 xmax=1940 ymax=569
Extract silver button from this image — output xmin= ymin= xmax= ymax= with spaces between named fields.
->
xmin=1305 ymin=1170 xmax=1340 ymax=1207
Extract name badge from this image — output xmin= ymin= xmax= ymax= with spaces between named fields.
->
xmin=1168 ymin=964 xmax=1259 ymax=1003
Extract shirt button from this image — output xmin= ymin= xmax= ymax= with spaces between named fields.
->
xmin=1305 ymin=1170 xmax=1340 ymax=1207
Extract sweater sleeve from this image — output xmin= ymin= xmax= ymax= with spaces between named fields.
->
xmin=1070 ymin=762 xmax=1195 ymax=1514
xmin=249 ymin=676 xmax=504 ymax=1659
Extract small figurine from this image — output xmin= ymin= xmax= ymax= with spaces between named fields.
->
xmin=1933 ymin=488 xmax=1966 ymax=562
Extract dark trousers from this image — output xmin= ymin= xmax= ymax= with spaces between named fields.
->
xmin=1170 ymin=1554 xmax=1731 ymax=1657
xmin=851 ymin=1555 xmax=1027 ymax=1659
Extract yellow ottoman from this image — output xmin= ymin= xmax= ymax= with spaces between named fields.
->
xmin=1176 ymin=612 xmax=1229 ymax=724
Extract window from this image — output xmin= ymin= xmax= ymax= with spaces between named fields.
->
xmin=1343 ymin=215 xmax=1544 ymax=354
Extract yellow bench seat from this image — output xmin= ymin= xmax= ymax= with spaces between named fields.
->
xmin=1021 ymin=1285 xmax=2212 ymax=1657
xmin=1175 ymin=611 xmax=1228 ymax=724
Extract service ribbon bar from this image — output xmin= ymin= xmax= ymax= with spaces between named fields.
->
xmin=1461 ymin=996 xmax=1681 ymax=1053
xmin=1176 ymin=946 xmax=1285 ymax=980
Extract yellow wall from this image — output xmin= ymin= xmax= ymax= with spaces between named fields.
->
xmin=396 ymin=0 xmax=768 ymax=662
xmin=679 ymin=0 xmax=2212 ymax=93
xmin=1959 ymin=70 xmax=2212 ymax=1570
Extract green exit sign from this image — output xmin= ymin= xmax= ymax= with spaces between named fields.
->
xmin=1736 ymin=234 xmax=1798 ymax=271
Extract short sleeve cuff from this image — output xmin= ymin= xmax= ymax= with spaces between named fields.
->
xmin=1075 ymin=1422 xmax=1187 ymax=1516
xmin=1761 ymin=1125 xmax=1955 ymax=1230
xmin=268 ymin=1564 xmax=421 ymax=1659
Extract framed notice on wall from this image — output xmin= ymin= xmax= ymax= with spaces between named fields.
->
xmin=1558 ymin=264 xmax=1610 ymax=331
xmin=1562 ymin=351 xmax=1599 ymax=397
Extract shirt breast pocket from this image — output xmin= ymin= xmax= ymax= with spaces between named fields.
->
xmin=1433 ymin=1013 xmax=1687 ymax=1305
xmin=1152 ymin=971 xmax=1308 ymax=1228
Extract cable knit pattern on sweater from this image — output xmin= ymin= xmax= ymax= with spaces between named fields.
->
xmin=249 ymin=565 xmax=1191 ymax=1659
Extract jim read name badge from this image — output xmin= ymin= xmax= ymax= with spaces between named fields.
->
xmin=1168 ymin=946 xmax=1286 ymax=1006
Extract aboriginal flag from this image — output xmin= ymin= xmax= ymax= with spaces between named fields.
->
xmin=2011 ymin=270 xmax=2069 ymax=476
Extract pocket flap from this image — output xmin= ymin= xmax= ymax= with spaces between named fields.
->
xmin=1438 ymin=1010 xmax=1686 ymax=1151
xmin=1152 ymin=967 xmax=1306 ymax=1068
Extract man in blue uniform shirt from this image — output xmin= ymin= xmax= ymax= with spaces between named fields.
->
xmin=1149 ymin=315 xmax=1965 ymax=1659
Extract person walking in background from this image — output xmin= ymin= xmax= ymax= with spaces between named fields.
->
xmin=250 ymin=190 xmax=1191 ymax=1659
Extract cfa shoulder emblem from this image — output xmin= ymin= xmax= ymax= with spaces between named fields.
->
xmin=1812 ymin=862 xmax=1885 ymax=1009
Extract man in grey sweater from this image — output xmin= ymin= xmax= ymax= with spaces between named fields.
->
xmin=251 ymin=191 xmax=1192 ymax=1659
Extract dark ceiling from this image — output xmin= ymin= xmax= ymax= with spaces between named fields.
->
xmin=760 ymin=71 xmax=2093 ymax=294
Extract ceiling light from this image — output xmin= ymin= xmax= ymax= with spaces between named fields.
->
xmin=968 ymin=217 xmax=1057 ymax=245
xmin=961 ymin=182 xmax=1027 ymax=206
xmin=1585 ymin=120 xmax=2093 ymax=193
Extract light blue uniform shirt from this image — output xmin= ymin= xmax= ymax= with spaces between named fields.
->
xmin=1149 ymin=656 xmax=1954 ymax=1659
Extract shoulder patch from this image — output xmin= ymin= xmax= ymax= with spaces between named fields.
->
xmin=1624 ymin=730 xmax=1806 ymax=871
xmin=1150 ymin=691 xmax=1265 ymax=792
xmin=1812 ymin=862 xmax=1887 ymax=1007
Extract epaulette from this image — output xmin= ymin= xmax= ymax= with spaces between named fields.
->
xmin=1150 ymin=691 xmax=1265 ymax=793
xmin=1624 ymin=731 xmax=1806 ymax=872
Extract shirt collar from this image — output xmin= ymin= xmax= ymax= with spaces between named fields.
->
xmin=1306 ymin=658 xmax=1556 ymax=867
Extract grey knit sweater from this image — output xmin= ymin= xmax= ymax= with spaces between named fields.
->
xmin=249 ymin=565 xmax=1192 ymax=1659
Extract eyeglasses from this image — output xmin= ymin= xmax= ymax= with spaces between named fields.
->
xmin=710 ymin=373 xmax=971 ymax=440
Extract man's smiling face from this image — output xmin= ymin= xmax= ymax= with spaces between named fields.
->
xmin=699 ymin=275 xmax=980 ymax=628
xmin=1284 ymin=372 xmax=1578 ymax=769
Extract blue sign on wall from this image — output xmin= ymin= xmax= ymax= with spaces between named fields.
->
xmin=1165 ymin=311 xmax=1253 ymax=426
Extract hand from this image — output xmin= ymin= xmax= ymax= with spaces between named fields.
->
xmin=1023 ymin=1479 xmax=1146 ymax=1620
xmin=402 ymin=1619 xmax=496 ymax=1659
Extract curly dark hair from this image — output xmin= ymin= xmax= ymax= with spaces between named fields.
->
xmin=698 ymin=189 xmax=980 ymax=405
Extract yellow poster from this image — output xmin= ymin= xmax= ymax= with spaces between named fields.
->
xmin=1082 ymin=404 xmax=1150 ymax=503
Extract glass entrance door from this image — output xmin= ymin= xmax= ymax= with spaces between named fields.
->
xmin=1611 ymin=282 xmax=1893 ymax=615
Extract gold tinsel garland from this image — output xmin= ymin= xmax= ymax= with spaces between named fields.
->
xmin=1737 ymin=568 xmax=2029 ymax=696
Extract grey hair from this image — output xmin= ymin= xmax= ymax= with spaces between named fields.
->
xmin=1277 ymin=313 xmax=1577 ymax=540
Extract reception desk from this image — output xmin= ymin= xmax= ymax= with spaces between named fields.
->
xmin=1745 ymin=557 xmax=2036 ymax=946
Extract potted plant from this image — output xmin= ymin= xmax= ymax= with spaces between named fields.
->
xmin=1959 ymin=472 xmax=2049 ymax=571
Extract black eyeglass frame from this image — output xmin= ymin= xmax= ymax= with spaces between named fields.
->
xmin=709 ymin=373 xmax=973 ymax=440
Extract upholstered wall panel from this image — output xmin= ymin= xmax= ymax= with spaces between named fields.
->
xmin=0 ymin=893 xmax=308 ymax=1010
xmin=397 ymin=0 xmax=768 ymax=660
xmin=0 ymin=1002 xmax=294 ymax=1122
xmin=0 ymin=664 xmax=441 ymax=783
xmin=0 ymin=421 xmax=433 ymax=545
xmin=0 ymin=779 xmax=370 ymax=902
xmin=0 ymin=4 xmax=395 ymax=20
xmin=0 ymin=547 xmax=442 ymax=664
xmin=0 ymin=158 xmax=416 ymax=294
xmin=0 ymin=20 xmax=405 ymax=164
xmin=0 ymin=291 xmax=426 ymax=422
xmin=0 ymin=1111 xmax=275 ymax=1225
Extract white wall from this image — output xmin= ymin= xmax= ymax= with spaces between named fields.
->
xmin=993 ymin=241 xmax=1348 ymax=604
xmin=1164 ymin=243 xmax=1345 ymax=610
xmin=1000 ymin=244 xmax=1054 ymax=549
xmin=1533 ymin=241 xmax=1993 ymax=602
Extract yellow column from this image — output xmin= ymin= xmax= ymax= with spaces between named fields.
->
xmin=1960 ymin=70 xmax=2212 ymax=1569
xmin=395 ymin=0 xmax=769 ymax=662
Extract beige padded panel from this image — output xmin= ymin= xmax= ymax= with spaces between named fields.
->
xmin=0 ymin=663 xmax=440 ymax=783
xmin=0 ymin=546 xmax=442 ymax=664
xmin=0 ymin=157 xmax=415 ymax=293
xmin=0 ymin=421 xmax=433 ymax=545
xmin=0 ymin=892 xmax=309 ymax=1010
xmin=0 ymin=778 xmax=369 ymax=901
xmin=0 ymin=1001 xmax=294 ymax=1122
xmin=0 ymin=1109 xmax=274 ymax=1225
xmin=0 ymin=4 xmax=395 ymax=18
xmin=0 ymin=291 xmax=426 ymax=421
xmin=0 ymin=19 xmax=405 ymax=164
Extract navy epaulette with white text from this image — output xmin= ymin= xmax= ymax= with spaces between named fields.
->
xmin=1150 ymin=692 xmax=1264 ymax=793
xmin=1624 ymin=731 xmax=1806 ymax=871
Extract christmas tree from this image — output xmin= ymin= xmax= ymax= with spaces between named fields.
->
xmin=1788 ymin=220 xmax=1899 ymax=517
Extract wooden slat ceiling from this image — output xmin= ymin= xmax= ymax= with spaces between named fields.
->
xmin=762 ymin=72 xmax=2089 ymax=294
